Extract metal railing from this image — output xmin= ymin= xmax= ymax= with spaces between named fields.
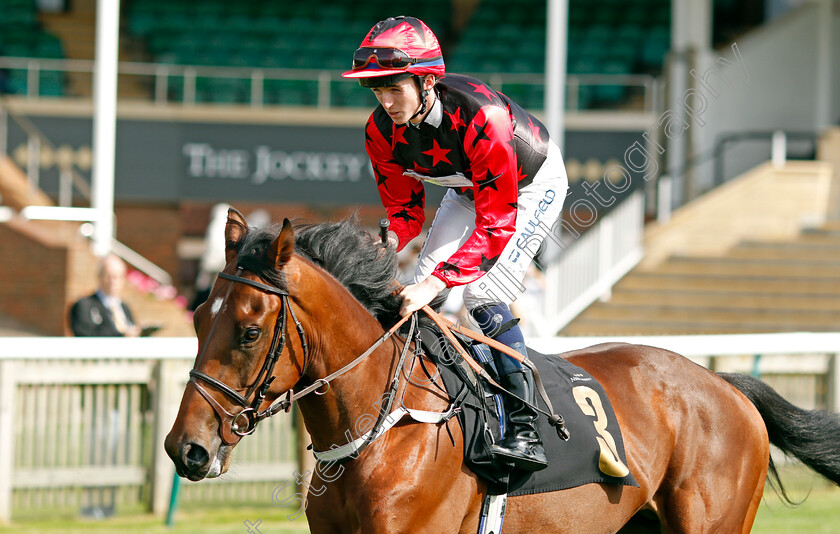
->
xmin=0 ymin=56 xmax=661 ymax=112
xmin=0 ymin=332 xmax=837 ymax=521
xmin=0 ymin=95 xmax=91 ymax=207
xmin=0 ymin=337 xmax=295 ymax=522
xmin=538 ymin=189 xmax=645 ymax=335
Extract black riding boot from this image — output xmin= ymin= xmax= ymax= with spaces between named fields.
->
xmin=491 ymin=366 xmax=548 ymax=472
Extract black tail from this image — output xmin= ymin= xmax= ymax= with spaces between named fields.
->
xmin=718 ymin=372 xmax=840 ymax=502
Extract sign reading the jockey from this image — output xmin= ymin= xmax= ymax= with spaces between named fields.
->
xmin=182 ymin=143 xmax=370 ymax=184
xmin=8 ymin=114 xmax=644 ymax=207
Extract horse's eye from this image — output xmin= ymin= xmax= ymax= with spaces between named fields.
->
xmin=242 ymin=327 xmax=261 ymax=343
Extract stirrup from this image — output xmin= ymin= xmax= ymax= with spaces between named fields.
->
xmin=490 ymin=442 xmax=548 ymax=471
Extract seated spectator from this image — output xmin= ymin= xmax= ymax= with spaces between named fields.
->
xmin=70 ymin=254 xmax=141 ymax=337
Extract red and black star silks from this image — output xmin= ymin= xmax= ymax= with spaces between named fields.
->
xmin=364 ymin=74 xmax=550 ymax=287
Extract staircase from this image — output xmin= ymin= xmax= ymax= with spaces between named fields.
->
xmin=0 ymin=104 xmax=190 ymax=337
xmin=560 ymin=161 xmax=840 ymax=336
xmin=562 ymin=226 xmax=840 ymax=335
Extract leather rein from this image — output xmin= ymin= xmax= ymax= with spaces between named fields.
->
xmin=189 ymin=267 xmax=570 ymax=452
xmin=188 ymin=268 xmax=417 ymax=446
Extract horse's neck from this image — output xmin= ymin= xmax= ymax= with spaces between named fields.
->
xmin=293 ymin=261 xmax=408 ymax=452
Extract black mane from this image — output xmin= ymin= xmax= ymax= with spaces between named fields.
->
xmin=235 ymin=217 xmax=403 ymax=329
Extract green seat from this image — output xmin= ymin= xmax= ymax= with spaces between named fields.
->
xmin=196 ymin=77 xmax=247 ymax=104
xmin=568 ymin=58 xmax=601 ymax=74
xmin=332 ymin=81 xmax=376 ymax=108
xmin=128 ymin=11 xmax=157 ymax=37
xmin=263 ymin=79 xmax=318 ymax=107
xmin=1 ymin=43 xmax=32 ymax=58
xmin=594 ymin=59 xmax=629 ymax=102
xmin=5 ymin=70 xmax=29 ymax=95
xmin=39 ymin=70 xmax=64 ymax=97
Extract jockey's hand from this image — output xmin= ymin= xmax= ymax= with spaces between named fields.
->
xmin=386 ymin=230 xmax=399 ymax=249
xmin=399 ymin=275 xmax=447 ymax=316
xmin=373 ymin=229 xmax=399 ymax=249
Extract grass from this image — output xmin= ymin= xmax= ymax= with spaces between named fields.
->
xmin=752 ymin=465 xmax=840 ymax=534
xmin=0 ymin=504 xmax=312 ymax=534
xmin=1 ymin=467 xmax=837 ymax=533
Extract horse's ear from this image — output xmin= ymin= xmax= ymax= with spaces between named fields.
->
xmin=224 ymin=207 xmax=248 ymax=264
xmin=271 ymin=218 xmax=295 ymax=269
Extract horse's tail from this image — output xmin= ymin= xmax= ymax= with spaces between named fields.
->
xmin=718 ymin=372 xmax=840 ymax=502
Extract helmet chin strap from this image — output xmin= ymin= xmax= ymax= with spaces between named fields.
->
xmin=407 ymin=75 xmax=431 ymax=128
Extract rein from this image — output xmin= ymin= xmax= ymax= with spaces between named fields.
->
xmin=188 ymin=267 xmax=418 ymax=446
xmin=189 ymin=269 xmax=308 ymax=445
xmin=190 ymin=266 xmax=568 ymax=457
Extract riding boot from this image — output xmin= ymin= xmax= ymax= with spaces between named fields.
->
xmin=491 ymin=364 xmax=548 ymax=472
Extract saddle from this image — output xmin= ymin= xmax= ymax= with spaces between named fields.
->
xmin=417 ymin=322 xmax=639 ymax=496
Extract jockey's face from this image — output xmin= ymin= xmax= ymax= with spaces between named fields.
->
xmin=371 ymin=76 xmax=434 ymax=125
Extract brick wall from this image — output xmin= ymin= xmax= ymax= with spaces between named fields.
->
xmin=115 ymin=203 xmax=181 ymax=285
xmin=0 ymin=219 xmax=71 ymax=336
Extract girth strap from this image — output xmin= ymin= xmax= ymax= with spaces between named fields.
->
xmin=312 ymin=403 xmax=461 ymax=463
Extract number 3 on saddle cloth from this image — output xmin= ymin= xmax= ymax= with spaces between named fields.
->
xmin=418 ymin=325 xmax=639 ymax=496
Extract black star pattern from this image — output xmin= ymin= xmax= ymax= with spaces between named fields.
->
xmin=515 ymin=165 xmax=533 ymax=188
xmin=504 ymin=131 xmax=516 ymax=152
xmin=478 ymin=252 xmax=501 ymax=272
xmin=372 ymin=118 xmax=393 ymax=144
xmin=471 ymin=120 xmax=492 ymax=148
xmin=405 ymin=189 xmax=424 ymax=209
xmin=508 ymin=201 xmax=519 ymax=210
xmin=371 ymin=163 xmax=388 ymax=188
xmin=392 ymin=209 xmax=416 ymax=222
xmin=439 ymin=262 xmax=462 ymax=275
xmin=475 ymin=169 xmax=502 ymax=193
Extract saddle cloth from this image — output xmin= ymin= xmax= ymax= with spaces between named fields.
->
xmin=418 ymin=325 xmax=639 ymax=496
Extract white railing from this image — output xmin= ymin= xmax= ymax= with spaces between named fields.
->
xmin=0 ymin=56 xmax=661 ymax=113
xmin=529 ymin=331 xmax=840 ymax=414
xmin=540 ymin=189 xmax=645 ymax=335
xmin=0 ymin=337 xmax=295 ymax=523
xmin=1 ymin=332 xmax=838 ymax=521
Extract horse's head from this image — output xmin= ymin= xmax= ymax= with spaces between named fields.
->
xmin=165 ymin=208 xmax=307 ymax=481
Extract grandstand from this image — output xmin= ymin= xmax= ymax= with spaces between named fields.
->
xmin=0 ymin=0 xmax=65 ymax=96
xmin=562 ymin=160 xmax=840 ymax=335
xmin=1 ymin=0 xmax=674 ymax=110
xmin=1 ymin=0 xmax=840 ymax=527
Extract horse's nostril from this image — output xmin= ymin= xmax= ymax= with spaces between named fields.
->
xmin=183 ymin=443 xmax=210 ymax=471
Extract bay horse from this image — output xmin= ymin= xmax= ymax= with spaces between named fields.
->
xmin=165 ymin=210 xmax=840 ymax=533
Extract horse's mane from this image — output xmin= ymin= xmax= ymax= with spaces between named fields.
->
xmin=235 ymin=216 xmax=403 ymax=329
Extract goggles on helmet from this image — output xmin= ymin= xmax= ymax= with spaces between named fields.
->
xmin=352 ymin=46 xmax=442 ymax=71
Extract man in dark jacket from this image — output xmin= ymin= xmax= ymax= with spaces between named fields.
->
xmin=70 ymin=254 xmax=140 ymax=337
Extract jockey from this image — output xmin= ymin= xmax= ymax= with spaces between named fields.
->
xmin=342 ymin=16 xmax=569 ymax=472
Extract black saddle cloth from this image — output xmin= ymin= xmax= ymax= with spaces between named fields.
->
xmin=418 ymin=325 xmax=639 ymax=496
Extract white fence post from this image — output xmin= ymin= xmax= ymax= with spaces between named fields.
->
xmin=598 ymin=216 xmax=614 ymax=302
xmin=0 ymin=361 xmax=17 ymax=523
xmin=829 ymin=354 xmax=840 ymax=413
xmin=150 ymin=359 xmax=181 ymax=516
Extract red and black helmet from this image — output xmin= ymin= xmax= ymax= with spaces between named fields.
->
xmin=342 ymin=16 xmax=445 ymax=87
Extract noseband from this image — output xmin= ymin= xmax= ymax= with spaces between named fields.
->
xmin=189 ymin=269 xmax=308 ymax=445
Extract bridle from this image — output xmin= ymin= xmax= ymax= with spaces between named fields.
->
xmin=188 ymin=267 xmax=416 ymax=447
xmin=188 ymin=265 xmax=569 ymax=453
xmin=188 ymin=269 xmax=308 ymax=445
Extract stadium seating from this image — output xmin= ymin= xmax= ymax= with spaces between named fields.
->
xmin=124 ymin=0 xmax=670 ymax=109
xmin=447 ymin=0 xmax=670 ymax=109
xmin=2 ymin=0 xmax=671 ymax=107
xmin=0 ymin=0 xmax=66 ymax=97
